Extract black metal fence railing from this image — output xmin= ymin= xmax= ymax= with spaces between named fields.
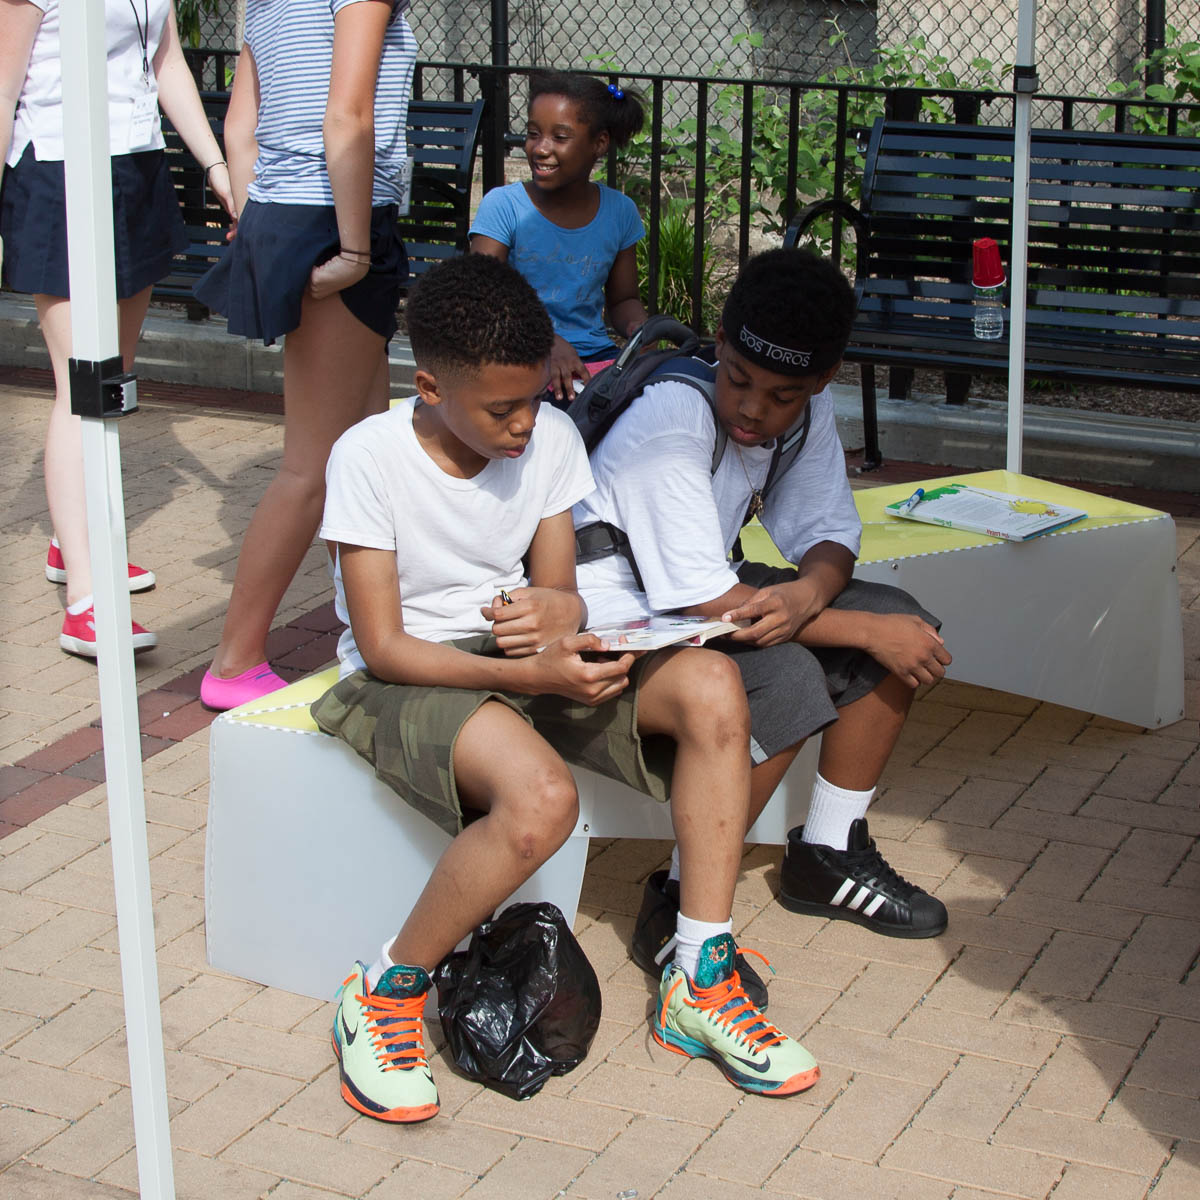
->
xmin=182 ymin=48 xmax=1199 ymax=333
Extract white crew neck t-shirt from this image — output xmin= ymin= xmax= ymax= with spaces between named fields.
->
xmin=8 ymin=0 xmax=172 ymax=166
xmin=573 ymin=378 xmax=862 ymax=626
xmin=322 ymin=398 xmax=595 ymax=678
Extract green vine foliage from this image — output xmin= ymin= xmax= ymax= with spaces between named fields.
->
xmin=1098 ymin=25 xmax=1200 ymax=133
xmin=175 ymin=0 xmax=222 ymax=47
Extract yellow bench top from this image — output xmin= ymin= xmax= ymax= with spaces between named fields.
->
xmin=740 ymin=469 xmax=1166 ymax=568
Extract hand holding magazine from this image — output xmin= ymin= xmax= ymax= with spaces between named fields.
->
xmin=885 ymin=484 xmax=1087 ymax=542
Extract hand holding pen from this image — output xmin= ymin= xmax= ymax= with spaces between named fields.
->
xmin=482 ymin=586 xmax=586 ymax=657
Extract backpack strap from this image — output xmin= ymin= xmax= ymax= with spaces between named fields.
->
xmin=575 ymin=521 xmax=645 ymax=591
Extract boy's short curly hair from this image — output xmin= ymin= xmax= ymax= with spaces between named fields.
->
xmin=721 ymin=248 xmax=856 ymax=376
xmin=406 ymin=254 xmax=554 ymax=374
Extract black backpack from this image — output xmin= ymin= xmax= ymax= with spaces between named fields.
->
xmin=567 ymin=313 xmax=813 ymax=586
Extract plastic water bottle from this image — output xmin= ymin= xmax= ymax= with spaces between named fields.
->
xmin=972 ymin=237 xmax=1006 ymax=340
xmin=973 ymin=285 xmax=1004 ymax=340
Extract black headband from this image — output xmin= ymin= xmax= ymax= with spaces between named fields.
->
xmin=722 ymin=296 xmax=842 ymax=376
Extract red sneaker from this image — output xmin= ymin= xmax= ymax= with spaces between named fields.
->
xmin=46 ymin=540 xmax=156 ymax=592
xmin=59 ymin=607 xmax=158 ymax=656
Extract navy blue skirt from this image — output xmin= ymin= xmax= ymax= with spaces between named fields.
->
xmin=194 ymin=199 xmax=408 ymax=346
xmin=0 ymin=143 xmax=186 ymax=299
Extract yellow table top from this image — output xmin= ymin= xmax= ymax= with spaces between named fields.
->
xmin=740 ymin=469 xmax=1166 ymax=568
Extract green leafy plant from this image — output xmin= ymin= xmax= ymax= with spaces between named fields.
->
xmin=1098 ymin=25 xmax=1200 ymax=133
xmin=176 ymin=0 xmax=222 ymax=47
xmin=635 ymin=196 xmax=729 ymax=331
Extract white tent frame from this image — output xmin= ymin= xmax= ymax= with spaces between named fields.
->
xmin=61 ymin=1 xmax=176 ymax=1195
xmin=1006 ymin=0 xmax=1039 ymax=472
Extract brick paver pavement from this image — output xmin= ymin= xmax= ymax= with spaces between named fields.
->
xmin=2 ymin=372 xmax=1198 ymax=1198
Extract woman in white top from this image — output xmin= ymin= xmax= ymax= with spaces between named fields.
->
xmin=193 ymin=0 xmax=417 ymax=710
xmin=0 ymin=0 xmax=234 ymax=656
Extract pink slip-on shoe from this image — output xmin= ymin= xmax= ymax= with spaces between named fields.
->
xmin=201 ymin=663 xmax=289 ymax=712
xmin=60 ymin=607 xmax=158 ymax=656
xmin=46 ymin=539 xmax=156 ymax=592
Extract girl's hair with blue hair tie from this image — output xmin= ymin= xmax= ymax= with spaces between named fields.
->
xmin=529 ymin=71 xmax=644 ymax=149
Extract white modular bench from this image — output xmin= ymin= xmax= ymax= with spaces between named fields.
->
xmin=206 ymin=675 xmax=820 ymax=1001
xmin=744 ymin=470 xmax=1185 ymax=731
xmin=206 ymin=471 xmax=1184 ymax=1001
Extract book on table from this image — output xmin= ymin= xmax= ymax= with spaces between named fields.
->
xmin=586 ymin=615 xmax=744 ymax=650
xmin=884 ymin=483 xmax=1088 ymax=542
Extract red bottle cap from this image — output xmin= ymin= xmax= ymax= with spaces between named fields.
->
xmin=973 ymin=237 xmax=1006 ymax=287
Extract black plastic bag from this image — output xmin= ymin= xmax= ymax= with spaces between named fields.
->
xmin=433 ymin=901 xmax=602 ymax=1100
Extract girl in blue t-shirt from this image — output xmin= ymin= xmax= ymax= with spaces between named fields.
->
xmin=470 ymin=71 xmax=649 ymax=402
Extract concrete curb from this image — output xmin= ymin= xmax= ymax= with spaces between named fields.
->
xmin=0 ymin=295 xmax=419 ymax=395
xmin=3 ymin=294 xmax=1195 ymax=492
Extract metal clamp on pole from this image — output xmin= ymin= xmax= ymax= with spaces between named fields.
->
xmin=69 ymin=355 xmax=138 ymax=418
xmin=1013 ymin=64 xmax=1040 ymax=94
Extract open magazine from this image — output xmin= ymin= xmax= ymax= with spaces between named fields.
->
xmin=586 ymin=615 xmax=744 ymax=650
xmin=885 ymin=483 xmax=1087 ymax=542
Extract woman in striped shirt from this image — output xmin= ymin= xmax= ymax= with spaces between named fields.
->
xmin=196 ymin=0 xmax=417 ymax=711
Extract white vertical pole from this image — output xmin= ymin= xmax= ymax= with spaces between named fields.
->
xmin=60 ymin=3 xmax=176 ymax=1197
xmin=1006 ymin=0 xmax=1038 ymax=473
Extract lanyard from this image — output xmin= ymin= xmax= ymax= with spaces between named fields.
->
xmin=128 ymin=0 xmax=150 ymax=79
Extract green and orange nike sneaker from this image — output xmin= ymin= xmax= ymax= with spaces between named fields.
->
xmin=331 ymin=961 xmax=439 ymax=1123
xmin=652 ymin=933 xmax=819 ymax=1096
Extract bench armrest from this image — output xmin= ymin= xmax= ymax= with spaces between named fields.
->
xmin=783 ymin=199 xmax=867 ymax=250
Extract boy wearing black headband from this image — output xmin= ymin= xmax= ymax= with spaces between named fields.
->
xmin=574 ymin=248 xmax=954 ymax=1002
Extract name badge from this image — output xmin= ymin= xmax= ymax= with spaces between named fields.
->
xmin=395 ymin=157 xmax=414 ymax=215
xmin=129 ymin=90 xmax=158 ymax=150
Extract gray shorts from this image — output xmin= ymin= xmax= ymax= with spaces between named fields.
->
xmin=726 ymin=567 xmax=940 ymax=764
xmin=310 ymin=634 xmax=675 ymax=836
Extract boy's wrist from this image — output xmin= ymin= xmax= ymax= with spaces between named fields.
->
xmin=501 ymin=654 xmax=540 ymax=696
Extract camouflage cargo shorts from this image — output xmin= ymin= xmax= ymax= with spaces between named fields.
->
xmin=310 ymin=634 xmax=675 ymax=836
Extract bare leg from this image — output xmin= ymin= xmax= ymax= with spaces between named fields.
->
xmin=746 ymin=742 xmax=804 ymax=828
xmin=37 ymin=288 xmax=152 ymax=606
xmin=387 ymin=702 xmax=579 ymax=972
xmin=817 ymin=673 xmax=912 ymax=791
xmin=209 ymin=295 xmax=390 ymax=677
xmin=635 ymin=648 xmax=751 ymax=923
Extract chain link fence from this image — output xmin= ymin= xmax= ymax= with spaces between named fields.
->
xmin=198 ymin=3 xmax=1196 ymax=98
xmin=401 ymin=1 xmax=1196 ymax=96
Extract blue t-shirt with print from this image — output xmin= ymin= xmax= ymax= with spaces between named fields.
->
xmin=470 ymin=181 xmax=644 ymax=358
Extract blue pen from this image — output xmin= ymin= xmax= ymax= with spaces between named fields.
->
xmin=896 ymin=487 xmax=925 ymax=515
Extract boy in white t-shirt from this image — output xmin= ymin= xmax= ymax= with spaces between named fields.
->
xmin=311 ymin=254 xmax=822 ymax=1125
xmin=574 ymin=249 xmax=955 ymax=1003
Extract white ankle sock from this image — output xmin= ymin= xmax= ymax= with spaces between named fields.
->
xmin=666 ymin=845 xmax=681 ymax=884
xmin=67 ymin=594 xmax=93 ymax=616
xmin=365 ymin=936 xmax=400 ymax=991
xmin=801 ymin=773 xmax=875 ymax=850
xmin=674 ymin=912 xmax=732 ymax=980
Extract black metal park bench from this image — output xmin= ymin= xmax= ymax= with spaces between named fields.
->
xmin=157 ymin=94 xmax=484 ymax=319
xmin=786 ymin=119 xmax=1200 ymax=468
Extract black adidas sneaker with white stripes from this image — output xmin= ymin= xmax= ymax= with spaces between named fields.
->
xmin=778 ymin=819 xmax=947 ymax=938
